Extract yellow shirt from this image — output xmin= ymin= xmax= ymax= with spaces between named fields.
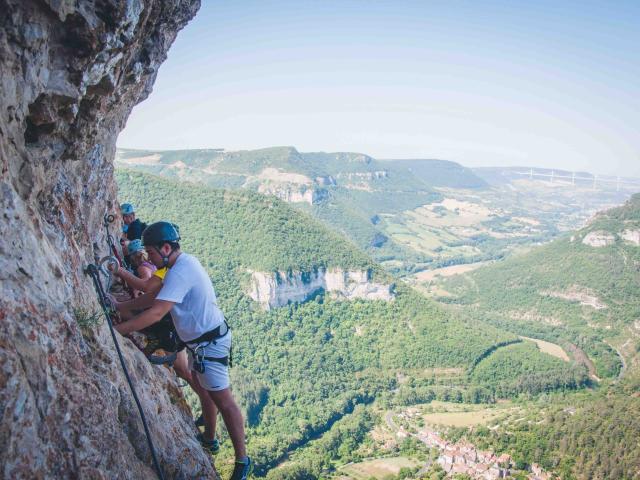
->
xmin=154 ymin=267 xmax=168 ymax=281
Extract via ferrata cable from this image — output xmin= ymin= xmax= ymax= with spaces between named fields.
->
xmin=85 ymin=263 xmax=165 ymax=480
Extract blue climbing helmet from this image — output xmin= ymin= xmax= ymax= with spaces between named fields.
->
xmin=128 ymin=239 xmax=144 ymax=254
xmin=120 ymin=203 xmax=135 ymax=215
xmin=142 ymin=221 xmax=181 ymax=247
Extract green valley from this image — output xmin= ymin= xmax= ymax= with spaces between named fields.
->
xmin=115 ymin=169 xmax=595 ymax=478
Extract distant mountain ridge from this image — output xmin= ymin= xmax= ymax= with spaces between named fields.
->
xmin=116 ymin=146 xmax=488 ymax=191
xmin=117 ymin=147 xmax=638 ymax=277
xmin=117 ymin=146 xmax=473 ymax=265
xmin=381 ymin=158 xmax=488 ymax=189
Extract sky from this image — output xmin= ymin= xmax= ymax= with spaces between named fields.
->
xmin=117 ymin=0 xmax=640 ymax=177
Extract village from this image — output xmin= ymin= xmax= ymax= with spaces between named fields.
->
xmin=393 ymin=408 xmax=553 ymax=480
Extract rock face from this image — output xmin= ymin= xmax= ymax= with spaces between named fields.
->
xmin=257 ymin=183 xmax=329 ymax=205
xmin=582 ymin=231 xmax=615 ymax=247
xmin=0 ymin=1 xmax=217 ymax=478
xmin=337 ymin=170 xmax=388 ymax=180
xmin=541 ymin=287 xmax=607 ymax=310
xmin=247 ymin=269 xmax=395 ymax=310
xmin=254 ymin=168 xmax=328 ymax=204
xmin=621 ymin=229 xmax=640 ymax=246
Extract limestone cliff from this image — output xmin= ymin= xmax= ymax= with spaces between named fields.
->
xmin=621 ymin=229 xmax=640 ymax=246
xmin=247 ymin=269 xmax=395 ymax=310
xmin=581 ymin=231 xmax=615 ymax=247
xmin=257 ymin=183 xmax=314 ymax=204
xmin=0 ymin=1 xmax=217 ymax=478
xmin=253 ymin=168 xmax=327 ymax=204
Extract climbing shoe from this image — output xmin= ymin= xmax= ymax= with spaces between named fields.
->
xmin=197 ymin=433 xmax=220 ymax=455
xmin=195 ymin=414 xmax=205 ymax=428
xmin=230 ymin=457 xmax=252 ymax=480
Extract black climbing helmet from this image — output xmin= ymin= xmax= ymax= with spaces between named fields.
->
xmin=142 ymin=221 xmax=181 ymax=247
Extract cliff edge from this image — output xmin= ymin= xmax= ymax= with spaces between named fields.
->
xmin=0 ymin=1 xmax=217 ymax=478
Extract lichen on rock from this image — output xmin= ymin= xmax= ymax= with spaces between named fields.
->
xmin=0 ymin=1 xmax=218 ymax=477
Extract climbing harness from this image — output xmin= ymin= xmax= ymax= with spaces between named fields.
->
xmin=85 ymin=263 xmax=165 ymax=480
xmin=186 ymin=320 xmax=233 ymax=374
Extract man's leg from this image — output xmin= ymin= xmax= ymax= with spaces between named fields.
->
xmin=207 ymin=388 xmax=246 ymax=460
xmin=173 ymin=350 xmax=218 ymax=440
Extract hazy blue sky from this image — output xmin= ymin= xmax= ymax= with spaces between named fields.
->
xmin=118 ymin=0 xmax=640 ymax=176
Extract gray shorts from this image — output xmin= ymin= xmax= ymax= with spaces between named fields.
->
xmin=187 ymin=331 xmax=232 ymax=392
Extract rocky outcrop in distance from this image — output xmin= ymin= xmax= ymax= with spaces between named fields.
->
xmin=247 ymin=269 xmax=395 ymax=310
xmin=337 ymin=170 xmax=389 ymax=180
xmin=0 ymin=1 xmax=217 ymax=478
xmin=540 ymin=287 xmax=607 ymax=310
xmin=582 ymin=231 xmax=615 ymax=247
xmin=257 ymin=183 xmax=328 ymax=205
xmin=581 ymin=229 xmax=640 ymax=248
xmin=621 ymin=229 xmax=640 ymax=246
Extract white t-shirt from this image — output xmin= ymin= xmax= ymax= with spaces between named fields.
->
xmin=156 ymin=253 xmax=225 ymax=342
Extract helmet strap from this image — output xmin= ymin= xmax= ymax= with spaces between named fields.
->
xmin=154 ymin=244 xmax=177 ymax=268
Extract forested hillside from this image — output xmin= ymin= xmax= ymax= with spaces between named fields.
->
xmin=435 ymin=195 xmax=640 ymax=480
xmin=115 ymin=170 xmax=589 ymax=475
xmin=470 ymin=342 xmax=589 ymax=397
xmin=461 ymin=380 xmax=640 ymax=480
xmin=440 ymin=194 xmax=640 ymax=379
xmin=116 ymin=168 xmax=376 ymax=273
xmin=116 ymin=147 xmax=450 ymax=268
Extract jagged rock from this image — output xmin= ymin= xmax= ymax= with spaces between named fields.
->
xmin=581 ymin=231 xmax=615 ymax=247
xmin=0 ymin=1 xmax=217 ymax=478
xmin=247 ymin=268 xmax=395 ymax=310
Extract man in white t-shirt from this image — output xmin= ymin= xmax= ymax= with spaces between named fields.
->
xmin=116 ymin=221 xmax=251 ymax=480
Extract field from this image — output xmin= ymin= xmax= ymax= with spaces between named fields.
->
xmin=385 ymin=402 xmax=518 ymax=434
xmin=411 ymin=262 xmax=489 ymax=282
xmin=379 ymin=187 xmax=565 ymax=272
xmin=420 ymin=401 xmax=516 ymax=427
xmin=520 ymin=336 xmax=570 ymax=361
xmin=340 ymin=457 xmax=420 ymax=480
xmin=423 ymin=409 xmax=504 ymax=427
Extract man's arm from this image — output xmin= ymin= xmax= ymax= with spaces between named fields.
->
xmin=115 ymin=290 xmax=157 ymax=312
xmin=116 ymin=268 xmax=162 ymax=294
xmin=115 ymin=299 xmax=174 ymax=335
